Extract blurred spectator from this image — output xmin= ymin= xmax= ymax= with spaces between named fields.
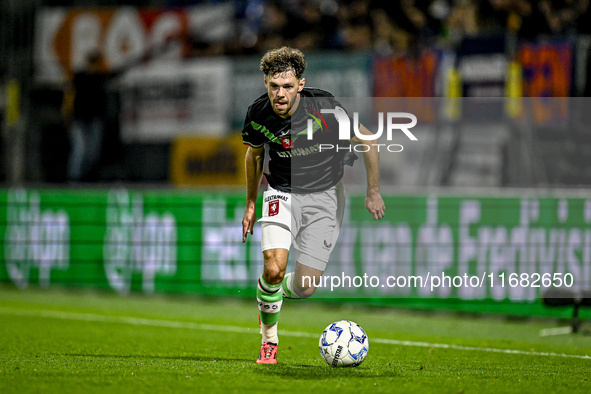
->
xmin=485 ymin=0 xmax=581 ymax=39
xmin=481 ymin=0 xmax=524 ymax=33
xmin=61 ymin=51 xmax=109 ymax=182
xmin=173 ymin=0 xmax=591 ymax=56
xmin=369 ymin=7 xmax=413 ymax=54
xmin=254 ymin=1 xmax=290 ymax=52
xmin=240 ymin=0 xmax=340 ymax=53
xmin=340 ymin=0 xmax=374 ymax=50
xmin=518 ymin=1 xmax=562 ymax=39
xmin=447 ymin=0 xmax=479 ymax=42
xmin=367 ymin=0 xmax=451 ymax=54
xmin=576 ymin=0 xmax=591 ymax=35
xmin=292 ymin=0 xmax=340 ymax=50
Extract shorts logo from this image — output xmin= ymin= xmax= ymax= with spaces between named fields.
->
xmin=269 ymin=200 xmax=279 ymax=217
xmin=280 ymin=137 xmax=294 ymax=149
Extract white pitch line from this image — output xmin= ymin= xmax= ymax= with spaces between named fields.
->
xmin=0 ymin=307 xmax=589 ymax=361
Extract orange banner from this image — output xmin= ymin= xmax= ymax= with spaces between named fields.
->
xmin=374 ymin=51 xmax=439 ymax=97
xmin=37 ymin=8 xmax=190 ymax=80
xmin=373 ymin=51 xmax=439 ymax=123
xmin=518 ymin=42 xmax=572 ymax=97
xmin=518 ymin=42 xmax=572 ymax=123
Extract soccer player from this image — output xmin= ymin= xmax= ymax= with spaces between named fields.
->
xmin=241 ymin=47 xmax=385 ymax=364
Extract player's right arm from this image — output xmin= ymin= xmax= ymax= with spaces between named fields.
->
xmin=241 ymin=101 xmax=267 ymax=242
xmin=242 ymin=146 xmax=264 ymax=242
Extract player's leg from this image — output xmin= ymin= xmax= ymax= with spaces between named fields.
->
xmin=258 ymin=247 xmax=288 ymax=341
xmin=256 ymin=222 xmax=291 ymax=364
xmin=283 ymin=183 xmax=345 ymax=299
xmin=282 ymin=261 xmax=323 ymax=299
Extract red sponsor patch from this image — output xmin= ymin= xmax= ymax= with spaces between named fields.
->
xmin=280 ymin=137 xmax=294 ymax=149
xmin=268 ymin=200 xmax=279 ymax=216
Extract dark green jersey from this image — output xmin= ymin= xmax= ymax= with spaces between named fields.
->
xmin=241 ymin=88 xmax=356 ymax=193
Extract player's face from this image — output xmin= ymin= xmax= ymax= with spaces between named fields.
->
xmin=264 ymin=71 xmax=305 ymax=118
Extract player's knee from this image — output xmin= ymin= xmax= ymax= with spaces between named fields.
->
xmin=263 ymin=266 xmax=285 ymax=285
xmin=262 ymin=251 xmax=287 ymax=284
xmin=263 ymin=261 xmax=285 ymax=285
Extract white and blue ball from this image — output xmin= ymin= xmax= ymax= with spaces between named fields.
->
xmin=319 ymin=320 xmax=369 ymax=367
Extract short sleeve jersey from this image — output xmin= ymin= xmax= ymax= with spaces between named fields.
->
xmin=241 ymin=87 xmax=356 ymax=193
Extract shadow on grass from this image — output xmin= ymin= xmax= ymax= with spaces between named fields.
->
xmin=65 ymin=353 xmax=250 ymax=363
xmin=64 ymin=353 xmax=399 ymax=379
xmin=252 ymin=363 xmax=399 ymax=380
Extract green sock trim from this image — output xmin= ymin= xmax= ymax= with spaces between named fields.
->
xmin=281 ymin=272 xmax=300 ymax=299
xmin=260 ymin=311 xmax=280 ymax=326
xmin=259 ymin=275 xmax=282 ymax=292
xmin=257 ymin=275 xmax=282 ymax=326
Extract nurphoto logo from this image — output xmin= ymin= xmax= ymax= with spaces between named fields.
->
xmin=307 ymin=106 xmax=418 ymax=152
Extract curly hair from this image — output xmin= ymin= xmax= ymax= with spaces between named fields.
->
xmin=260 ymin=47 xmax=306 ymax=79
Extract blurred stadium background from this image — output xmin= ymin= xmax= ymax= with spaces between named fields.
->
xmin=2 ymin=0 xmax=591 ymax=322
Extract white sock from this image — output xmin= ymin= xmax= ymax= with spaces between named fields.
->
xmin=261 ymin=322 xmax=278 ymax=344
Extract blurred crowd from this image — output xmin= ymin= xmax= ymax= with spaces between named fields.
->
xmin=185 ymin=0 xmax=591 ymax=56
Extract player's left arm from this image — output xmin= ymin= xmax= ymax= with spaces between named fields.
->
xmin=350 ymin=124 xmax=385 ymax=220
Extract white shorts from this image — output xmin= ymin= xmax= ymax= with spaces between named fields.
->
xmin=259 ymin=182 xmax=345 ymax=272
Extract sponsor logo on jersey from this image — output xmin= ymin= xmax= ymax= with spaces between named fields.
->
xmin=276 ymin=143 xmax=320 ymax=158
xmin=280 ymin=137 xmax=294 ymax=149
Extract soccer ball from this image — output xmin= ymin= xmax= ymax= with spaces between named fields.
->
xmin=319 ymin=320 xmax=369 ymax=367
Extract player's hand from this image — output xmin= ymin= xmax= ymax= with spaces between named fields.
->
xmin=242 ymin=204 xmax=257 ymax=243
xmin=365 ymin=192 xmax=385 ymax=220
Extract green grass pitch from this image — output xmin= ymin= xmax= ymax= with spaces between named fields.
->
xmin=1 ymin=286 xmax=591 ymax=393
